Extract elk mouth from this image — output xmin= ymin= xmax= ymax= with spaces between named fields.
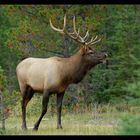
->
xmin=99 ymin=53 xmax=108 ymax=64
xmin=102 ymin=59 xmax=107 ymax=64
xmin=99 ymin=58 xmax=106 ymax=64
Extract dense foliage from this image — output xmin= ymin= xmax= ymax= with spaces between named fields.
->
xmin=0 ymin=5 xmax=140 ymax=110
xmin=117 ymin=114 xmax=140 ymax=135
xmin=0 ymin=65 xmax=19 ymax=130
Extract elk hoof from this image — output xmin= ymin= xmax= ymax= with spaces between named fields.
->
xmin=33 ymin=126 xmax=38 ymax=131
xmin=22 ymin=125 xmax=27 ymax=130
xmin=57 ymin=125 xmax=63 ymax=129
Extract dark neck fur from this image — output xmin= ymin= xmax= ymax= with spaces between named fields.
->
xmin=70 ymin=53 xmax=97 ymax=84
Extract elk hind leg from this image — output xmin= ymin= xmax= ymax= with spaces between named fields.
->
xmin=21 ymin=86 xmax=34 ymax=130
xmin=33 ymin=91 xmax=50 ymax=131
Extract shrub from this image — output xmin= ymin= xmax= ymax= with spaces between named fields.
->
xmin=117 ymin=114 xmax=140 ymax=135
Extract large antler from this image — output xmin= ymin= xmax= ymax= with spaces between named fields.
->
xmin=49 ymin=15 xmax=101 ymax=47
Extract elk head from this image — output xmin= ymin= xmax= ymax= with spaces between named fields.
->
xmin=49 ymin=15 xmax=107 ymax=66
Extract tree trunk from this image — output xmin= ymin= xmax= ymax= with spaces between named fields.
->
xmin=78 ymin=13 xmax=90 ymax=106
xmin=62 ymin=35 xmax=69 ymax=58
xmin=0 ymin=89 xmax=5 ymax=130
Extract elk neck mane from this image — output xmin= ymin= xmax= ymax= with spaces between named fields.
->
xmin=66 ymin=49 xmax=94 ymax=84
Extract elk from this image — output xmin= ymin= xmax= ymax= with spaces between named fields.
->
xmin=16 ymin=15 xmax=107 ymax=131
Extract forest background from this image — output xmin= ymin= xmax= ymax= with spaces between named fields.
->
xmin=0 ymin=5 xmax=140 ymax=135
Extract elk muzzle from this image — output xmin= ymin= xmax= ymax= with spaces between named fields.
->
xmin=102 ymin=52 xmax=108 ymax=64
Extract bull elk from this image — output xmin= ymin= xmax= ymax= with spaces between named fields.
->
xmin=16 ymin=15 xmax=107 ymax=131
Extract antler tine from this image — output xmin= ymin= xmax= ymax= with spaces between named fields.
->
xmin=92 ymin=35 xmax=98 ymax=42
xmin=89 ymin=38 xmax=102 ymax=46
xmin=49 ymin=19 xmax=63 ymax=33
xmin=72 ymin=16 xmax=81 ymax=39
xmin=68 ymin=28 xmax=80 ymax=40
xmin=66 ymin=16 xmax=79 ymax=37
xmin=67 ymin=16 xmax=85 ymax=43
xmin=72 ymin=17 xmax=90 ymax=44
xmin=63 ymin=14 xmax=66 ymax=31
xmin=83 ymin=31 xmax=89 ymax=41
xmin=73 ymin=16 xmax=76 ymax=32
xmin=76 ymin=28 xmax=80 ymax=38
xmin=73 ymin=17 xmax=89 ymax=43
xmin=86 ymin=35 xmax=102 ymax=46
xmin=85 ymin=37 xmax=93 ymax=45
xmin=49 ymin=14 xmax=67 ymax=34
xmin=86 ymin=35 xmax=97 ymax=45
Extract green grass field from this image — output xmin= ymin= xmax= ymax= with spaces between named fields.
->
xmin=1 ymin=96 xmax=140 ymax=135
xmin=2 ymin=111 xmax=121 ymax=135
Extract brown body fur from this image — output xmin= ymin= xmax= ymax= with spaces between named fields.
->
xmin=16 ymin=48 xmax=93 ymax=94
xmin=16 ymin=15 xmax=107 ymax=130
xmin=16 ymin=46 xmax=107 ymax=130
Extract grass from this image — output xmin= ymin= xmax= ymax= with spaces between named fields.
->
xmin=2 ymin=111 xmax=121 ymax=135
xmin=1 ymin=95 xmax=140 ymax=135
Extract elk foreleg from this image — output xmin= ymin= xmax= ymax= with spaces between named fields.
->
xmin=56 ymin=92 xmax=65 ymax=129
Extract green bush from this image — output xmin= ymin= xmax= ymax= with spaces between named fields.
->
xmin=117 ymin=114 xmax=140 ymax=135
xmin=0 ymin=66 xmax=21 ymax=118
xmin=0 ymin=65 xmax=7 ymax=89
xmin=128 ymin=98 xmax=140 ymax=106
